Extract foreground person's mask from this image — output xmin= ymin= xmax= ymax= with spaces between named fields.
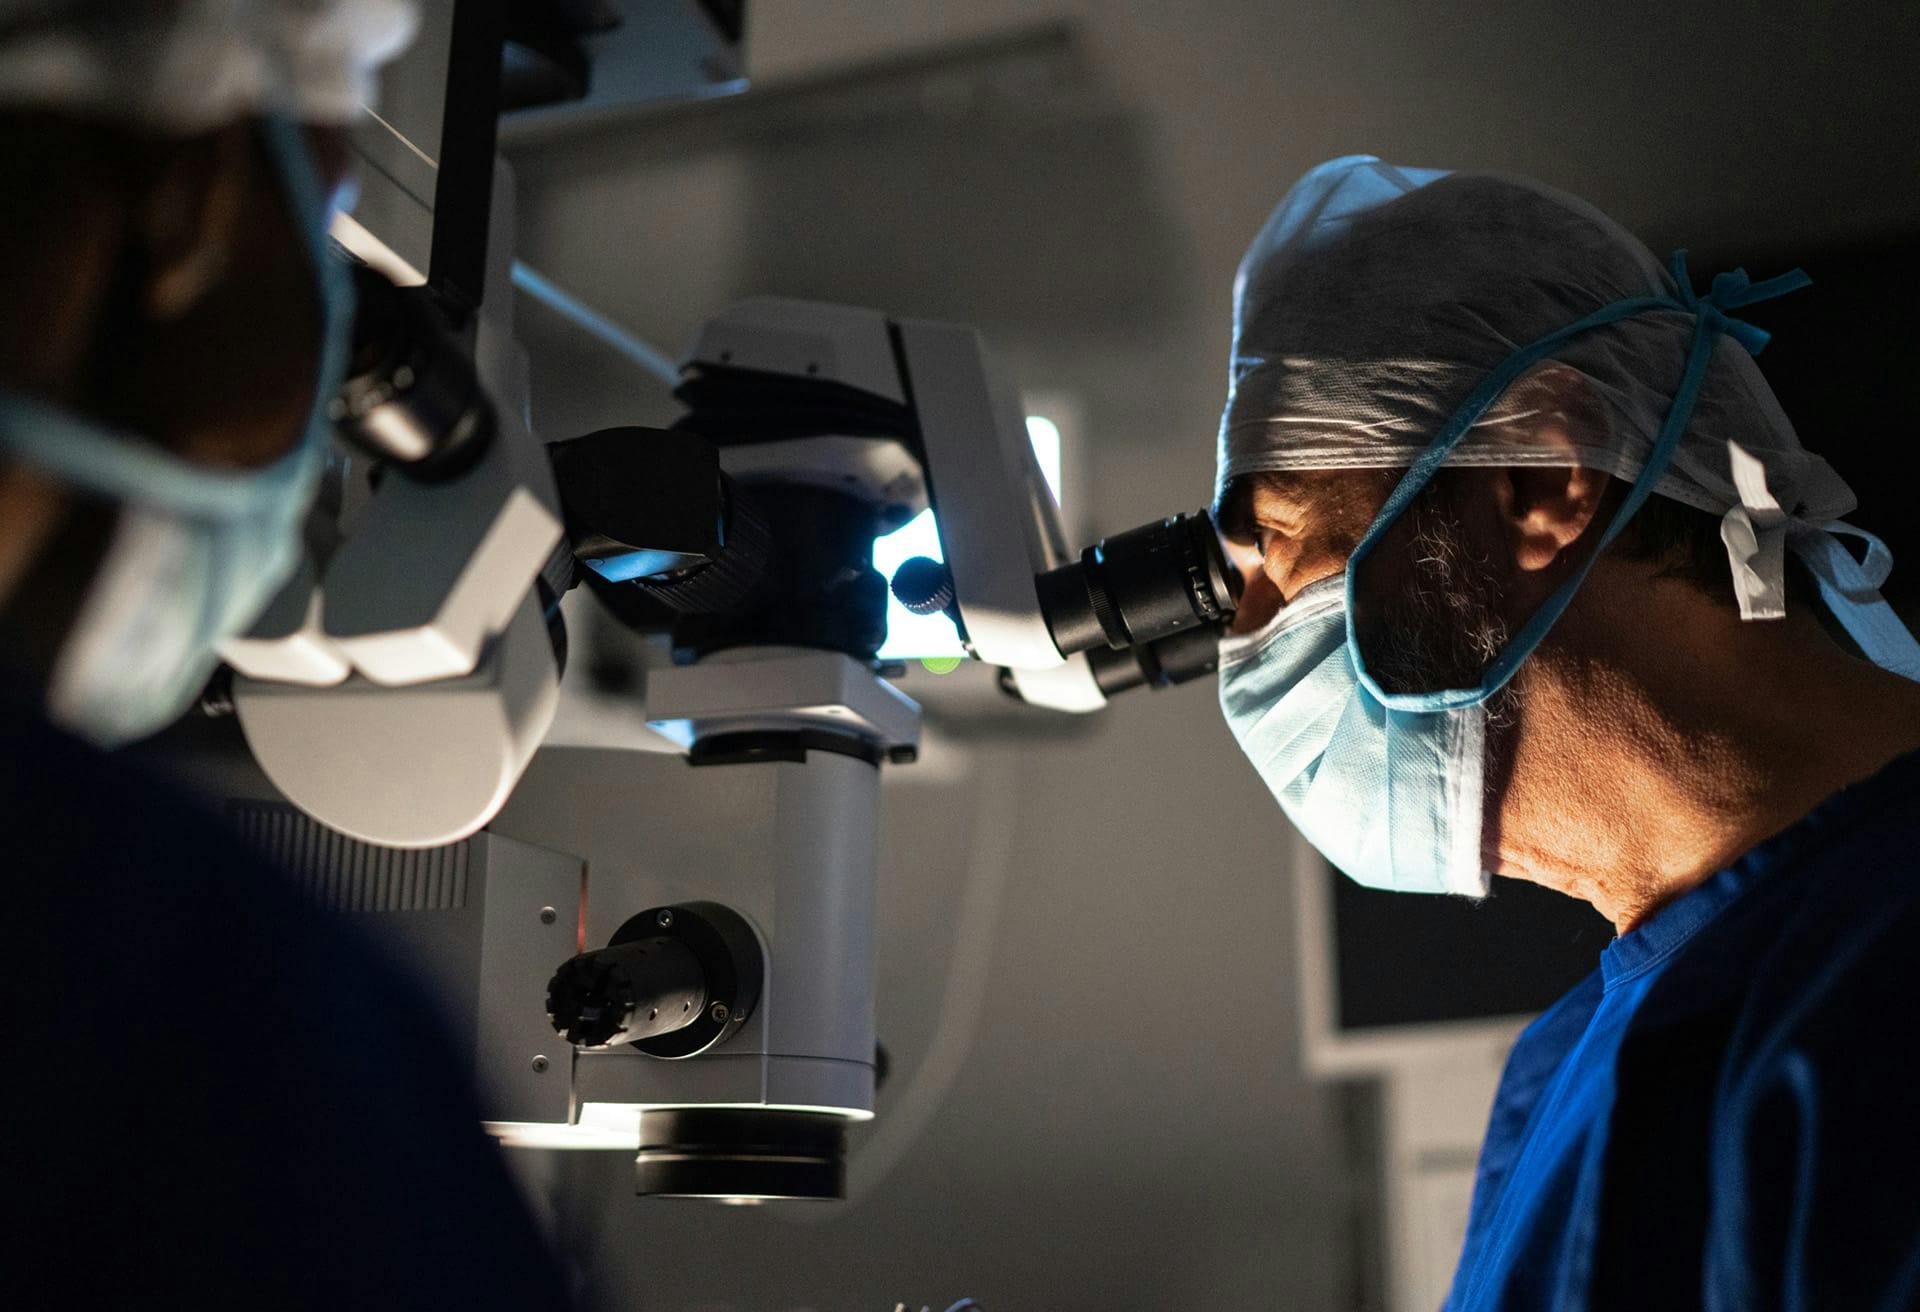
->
xmin=0 ymin=117 xmax=349 ymax=746
xmin=1219 ymin=249 xmax=1920 ymax=896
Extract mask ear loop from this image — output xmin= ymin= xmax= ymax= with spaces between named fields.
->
xmin=193 ymin=116 xmax=348 ymax=650
xmin=1343 ymin=254 xmax=1810 ymax=714
xmin=256 ymin=114 xmax=355 ymax=468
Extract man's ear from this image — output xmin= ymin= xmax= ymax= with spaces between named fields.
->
xmin=138 ymin=123 xmax=251 ymax=322
xmin=1488 ymin=363 xmax=1608 ymax=573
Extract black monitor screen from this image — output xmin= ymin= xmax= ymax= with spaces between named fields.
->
xmin=1331 ymin=865 xmax=1611 ymax=1032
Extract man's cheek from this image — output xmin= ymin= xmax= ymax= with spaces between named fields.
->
xmin=1231 ymin=567 xmax=1283 ymax=634
xmin=1349 ymin=515 xmax=1422 ymax=635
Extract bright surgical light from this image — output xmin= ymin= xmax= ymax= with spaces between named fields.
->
xmin=874 ymin=507 xmax=954 ymax=660
xmin=874 ymin=415 xmax=1063 ymax=661
xmin=1025 ymin=414 xmax=1063 ymax=505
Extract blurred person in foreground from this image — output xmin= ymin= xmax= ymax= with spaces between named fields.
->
xmin=1215 ymin=156 xmax=1920 ymax=1310
xmin=0 ymin=3 xmax=569 ymax=1306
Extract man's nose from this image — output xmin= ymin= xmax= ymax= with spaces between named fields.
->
xmin=1230 ymin=555 xmax=1285 ymax=633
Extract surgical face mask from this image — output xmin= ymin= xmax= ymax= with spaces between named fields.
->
xmin=1222 ymin=253 xmax=1847 ymax=896
xmin=1219 ymin=575 xmax=1489 ymax=895
xmin=0 ymin=116 xmax=350 ymax=746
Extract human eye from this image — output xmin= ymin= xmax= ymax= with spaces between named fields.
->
xmin=1255 ymin=519 xmax=1296 ymax=558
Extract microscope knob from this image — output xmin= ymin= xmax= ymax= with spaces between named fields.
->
xmin=891 ymin=556 xmax=955 ymax=616
xmin=546 ymin=936 xmax=708 ymax=1048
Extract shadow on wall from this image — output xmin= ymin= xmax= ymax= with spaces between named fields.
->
xmin=511 ymin=19 xmax=1190 ymax=347
xmin=503 ymin=21 xmax=1201 ymax=508
xmin=732 ymin=91 xmax=1188 ymax=342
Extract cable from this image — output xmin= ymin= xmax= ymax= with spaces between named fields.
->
xmin=509 ymin=259 xmax=682 ymax=388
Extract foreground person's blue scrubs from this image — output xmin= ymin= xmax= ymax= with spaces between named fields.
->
xmin=1446 ymin=748 xmax=1920 ymax=1311
xmin=0 ymin=692 xmax=572 ymax=1309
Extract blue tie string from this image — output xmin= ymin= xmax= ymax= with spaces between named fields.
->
xmin=1668 ymin=250 xmax=1812 ymax=356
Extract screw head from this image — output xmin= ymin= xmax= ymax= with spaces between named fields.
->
xmin=656 ymin=910 xmax=675 ymax=929
xmin=709 ymin=1002 xmax=731 ymax=1024
xmin=538 ymin=906 xmax=558 ymax=925
xmin=531 ymin=1055 xmax=551 ymax=1073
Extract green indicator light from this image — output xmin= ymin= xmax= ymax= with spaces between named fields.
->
xmin=919 ymin=655 xmax=965 ymax=675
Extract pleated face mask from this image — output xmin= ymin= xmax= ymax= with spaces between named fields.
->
xmin=1218 ymin=574 xmax=1489 ymax=895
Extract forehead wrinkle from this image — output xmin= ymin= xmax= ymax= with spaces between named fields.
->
xmin=1251 ymin=468 xmax=1394 ymax=533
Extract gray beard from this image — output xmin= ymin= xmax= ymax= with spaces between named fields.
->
xmin=1357 ymin=485 xmax=1520 ymax=732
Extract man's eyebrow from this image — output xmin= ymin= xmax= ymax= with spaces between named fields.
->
xmin=1250 ymin=480 xmax=1311 ymax=523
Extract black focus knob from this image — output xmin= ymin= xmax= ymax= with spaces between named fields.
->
xmin=545 ymin=936 xmax=708 ymax=1048
xmin=891 ymin=556 xmax=956 ymax=616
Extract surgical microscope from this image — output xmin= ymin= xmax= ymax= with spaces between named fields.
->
xmin=199 ymin=0 xmax=1237 ymax=1204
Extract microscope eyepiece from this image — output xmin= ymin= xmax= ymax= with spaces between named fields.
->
xmin=332 ymin=262 xmax=495 ymax=479
xmin=1035 ymin=510 xmax=1235 ymax=656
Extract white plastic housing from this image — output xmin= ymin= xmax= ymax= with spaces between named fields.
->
xmin=897 ymin=318 xmax=1073 ymax=670
xmin=490 ymin=742 xmax=887 ymax=1129
xmin=233 ymin=589 xmax=561 ymax=848
xmin=683 ymin=296 xmax=906 ymax=404
xmin=219 ymin=557 xmax=351 ymax=686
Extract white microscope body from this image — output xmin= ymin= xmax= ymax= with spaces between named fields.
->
xmin=209 ymin=0 xmax=1231 ymax=1202
xmin=217 ymin=223 xmax=1106 ymax=1194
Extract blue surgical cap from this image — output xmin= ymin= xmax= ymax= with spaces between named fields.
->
xmin=1217 ymin=155 xmax=1857 ymax=621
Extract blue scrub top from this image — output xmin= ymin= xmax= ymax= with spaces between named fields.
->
xmin=1445 ymin=747 xmax=1920 ymax=1311
xmin=0 ymin=693 xmax=573 ymax=1309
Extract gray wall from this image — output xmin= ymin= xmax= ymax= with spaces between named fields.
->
xmin=498 ymin=3 xmax=1920 ymax=1308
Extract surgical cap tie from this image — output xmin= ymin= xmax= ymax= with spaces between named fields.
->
xmin=1668 ymin=253 xmax=1815 ymax=622
xmin=1673 ymin=256 xmax=1813 ymax=357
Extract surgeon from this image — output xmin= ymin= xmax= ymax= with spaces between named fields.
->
xmin=0 ymin=3 xmax=569 ymax=1307
xmin=1216 ymin=157 xmax=1920 ymax=1309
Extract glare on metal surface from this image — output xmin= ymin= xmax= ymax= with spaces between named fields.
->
xmin=875 ymin=415 xmax=1062 ymax=660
